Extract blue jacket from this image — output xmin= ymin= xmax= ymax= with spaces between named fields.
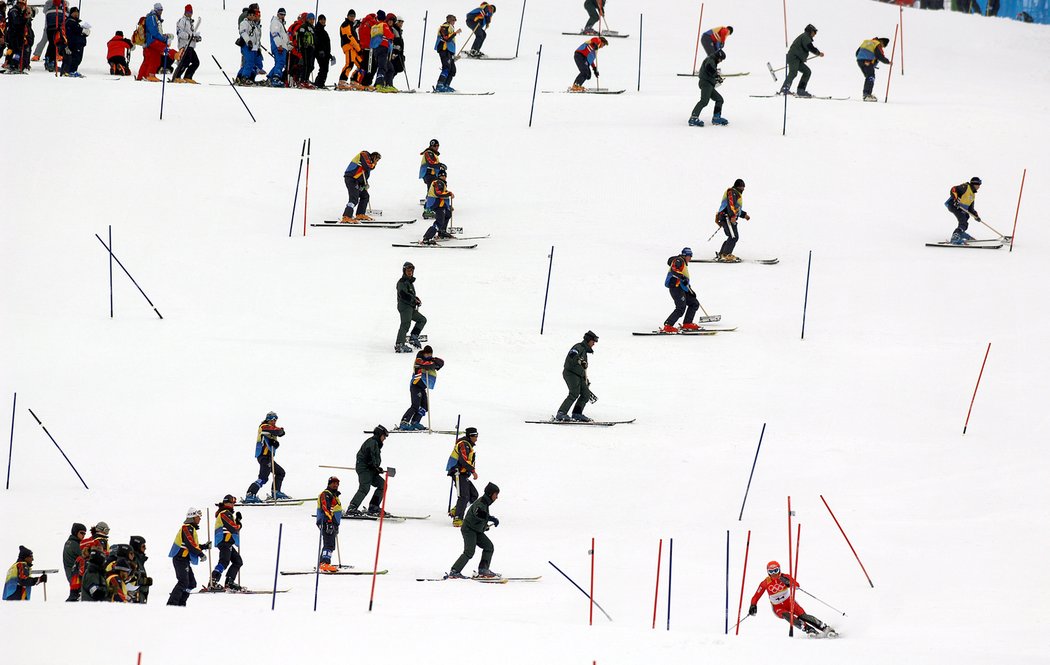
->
xmin=145 ymin=11 xmax=167 ymax=47
xmin=65 ymin=17 xmax=86 ymax=50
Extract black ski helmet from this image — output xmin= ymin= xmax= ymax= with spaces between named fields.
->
xmin=71 ymin=522 xmax=87 ymax=536
xmin=583 ymin=330 xmax=599 ymax=344
xmin=734 ymin=178 xmax=746 ymax=189
xmin=465 ymin=426 xmax=479 ymax=437
xmin=878 ymin=37 xmax=889 ymax=47
xmin=970 ymin=176 xmax=982 ymax=186
xmin=429 ymin=138 xmax=439 ymax=148
xmin=328 ymin=475 xmax=340 ymax=484
xmin=129 ymin=535 xmax=146 ymax=553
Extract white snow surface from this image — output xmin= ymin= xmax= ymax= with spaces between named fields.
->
xmin=2 ymin=0 xmax=1050 ymax=663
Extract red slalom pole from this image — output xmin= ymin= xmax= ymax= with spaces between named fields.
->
xmin=820 ymin=495 xmax=874 ymax=587
xmin=735 ymin=529 xmax=751 ymax=635
xmin=367 ymin=470 xmax=391 ymax=611
xmin=788 ymin=523 xmax=800 ymax=637
xmin=137 ymin=653 xmax=142 ymax=665
xmin=651 ymin=538 xmax=663 ymax=629
xmin=1009 ymin=168 xmax=1026 ymax=252
xmin=691 ymin=3 xmax=704 ymax=74
xmin=899 ymin=5 xmax=905 ymax=76
xmin=589 ymin=537 xmax=595 ymax=626
xmin=884 ymin=24 xmax=899 ymax=103
xmin=787 ymin=496 xmax=793 ymax=585
xmin=302 ymin=138 xmax=311 ymax=236
xmin=963 ymin=342 xmax=992 ymax=435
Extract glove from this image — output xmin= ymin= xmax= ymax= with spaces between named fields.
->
xmin=38 ymin=572 xmax=48 ymax=584
xmin=376 ymin=467 xmax=385 ymax=475
xmin=277 ymin=46 xmax=284 ymax=53
xmin=324 ymin=522 xmax=337 ymax=535
xmin=329 ymin=54 xmax=336 ymax=65
xmin=273 ymin=427 xmax=286 ymax=437
xmin=141 ymin=576 xmax=153 ymax=587
xmin=592 ymin=66 xmax=599 ymax=77
xmin=386 ymin=466 xmax=397 ymax=478
xmin=194 ymin=35 xmax=202 ymax=43
xmin=200 ymin=541 xmax=212 ymax=550
xmin=748 ymin=605 xmax=757 ymax=616
xmin=235 ymin=511 xmax=243 ymax=525
xmin=247 ymin=41 xmax=254 ymax=49
xmin=488 ymin=516 xmax=499 ymax=527
xmin=64 ymin=47 xmax=72 ymax=55
xmin=743 ymin=213 xmax=751 ymax=220
xmin=414 ymin=297 xmax=421 ymax=307
xmin=472 ymin=471 xmax=479 ymax=480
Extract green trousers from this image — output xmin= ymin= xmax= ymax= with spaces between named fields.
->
xmin=452 ymin=528 xmax=494 ymax=573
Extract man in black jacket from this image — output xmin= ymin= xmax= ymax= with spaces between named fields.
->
xmin=60 ymin=5 xmax=86 ymax=77
xmin=557 ymin=331 xmax=598 ymax=422
xmin=344 ymin=426 xmax=393 ymax=516
xmin=395 ymin=262 xmax=427 ymax=353
xmin=780 ymin=24 xmax=823 ymax=97
xmin=62 ymin=523 xmax=87 ymax=601
xmin=448 ymin=482 xmax=500 ymax=579
xmin=313 ymin=13 xmax=334 ymax=87
xmin=688 ymin=49 xmax=728 ymax=127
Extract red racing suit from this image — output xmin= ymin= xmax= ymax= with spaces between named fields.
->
xmin=750 ymin=572 xmax=806 ymax=619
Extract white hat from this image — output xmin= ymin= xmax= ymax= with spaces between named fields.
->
xmin=186 ymin=507 xmax=203 ymax=519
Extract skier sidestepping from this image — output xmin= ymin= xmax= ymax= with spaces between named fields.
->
xmin=662 ymin=247 xmax=701 ymax=333
xmin=316 ymin=476 xmax=342 ymax=572
xmin=571 ymin=36 xmax=607 ymax=91
xmin=556 ymin=330 xmax=598 ymax=422
xmin=446 ymin=427 xmax=480 ymax=526
xmin=465 ymin=3 xmax=495 ymax=57
xmin=447 ymin=481 xmax=500 ymax=579
xmin=780 ymin=24 xmax=823 ymax=97
xmin=421 ymin=167 xmax=455 ymax=243
xmin=3 ymin=546 xmax=46 ymax=601
xmin=434 ymin=14 xmax=460 ymax=92
xmin=340 ymin=150 xmax=381 ymax=222
xmin=344 ymin=426 xmax=394 ymax=517
xmin=208 ymin=494 xmax=244 ymax=591
xmin=748 ymin=560 xmax=837 ymax=637
xmin=945 ymin=177 xmax=983 ymax=244
xmin=715 ymin=179 xmax=750 ymax=262
xmin=700 ymin=25 xmax=732 ymax=57
xmin=582 ymin=0 xmax=605 ymax=35
xmin=855 ymin=37 xmax=889 ymax=102
xmin=165 ymin=508 xmax=211 ymax=606
xmin=244 ymin=411 xmax=289 ymax=503
xmin=688 ymin=49 xmax=728 ymax=127
xmin=395 ymin=262 xmax=427 ymax=352
xmin=419 ymin=138 xmax=442 ymax=219
xmin=398 ymin=345 xmax=444 ymax=430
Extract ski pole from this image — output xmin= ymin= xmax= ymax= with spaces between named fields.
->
xmin=448 ymin=415 xmax=461 ymax=515
xmin=796 ymin=587 xmax=847 ymax=616
xmin=730 ymin=613 xmax=752 ymax=632
xmin=769 ymin=55 xmax=816 ymax=74
xmin=206 ymin=508 xmax=213 ymax=576
xmin=548 ymin=560 xmax=613 ymax=622
xmin=707 ymin=226 xmax=721 ymax=242
xmin=975 ymin=215 xmax=1010 ymax=240
xmin=336 ymin=534 xmax=342 ymax=567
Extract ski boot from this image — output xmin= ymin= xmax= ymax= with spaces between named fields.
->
xmin=711 ymin=114 xmax=729 ymax=126
xmin=395 ymin=343 xmax=414 ymax=353
xmin=241 ymin=493 xmax=263 ymax=504
xmin=950 ymin=232 xmax=966 ymax=245
xmin=688 ymin=116 xmax=704 ymax=127
xmin=445 ymin=570 xmax=467 ymax=579
xmin=434 ymin=83 xmax=450 ymax=93
xmin=444 ymin=85 xmax=457 ymax=93
xmin=960 ymin=230 xmax=975 ymax=241
xmin=318 ymin=563 xmax=338 ymax=573
xmin=224 ymin=581 xmax=245 ymax=592
xmin=344 ymin=507 xmax=364 ymax=518
xmin=367 ymin=507 xmax=393 ymax=518
xmin=339 ymin=215 xmax=358 ymax=223
xmin=476 ymin=568 xmax=501 ymax=579
xmin=554 ymin=412 xmax=571 ymax=422
xmin=778 ymin=85 xmax=790 ymax=96
xmin=571 ymin=413 xmax=594 ymax=423
xmin=569 ymin=84 xmax=586 ymax=92
xmin=716 ymin=253 xmax=741 ymax=263
xmin=863 ymin=93 xmax=877 ymax=102
xmin=206 ymin=579 xmax=225 ymax=592
xmin=409 ymin=334 xmax=423 ymax=349
xmin=795 ymin=89 xmax=813 ymax=98
xmin=410 ymin=422 xmax=427 ymax=431
xmin=397 ymin=421 xmax=414 ymax=431
xmin=660 ymin=324 xmax=678 ymax=333
xmin=354 ymin=213 xmax=374 ymax=221
xmin=273 ymin=490 xmax=291 ymax=500
xmin=681 ymin=322 xmax=701 ymax=331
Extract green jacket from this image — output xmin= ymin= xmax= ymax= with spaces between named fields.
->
xmin=462 ymin=494 xmax=495 ymax=534
xmin=396 ymin=275 xmax=418 ymax=309
xmin=62 ymin=536 xmax=81 ymax=581
xmin=698 ymin=53 xmax=720 ymax=88
xmin=356 ymin=436 xmax=383 ymax=473
xmin=788 ymin=32 xmax=820 ymax=63
xmin=562 ymin=341 xmax=591 ymax=379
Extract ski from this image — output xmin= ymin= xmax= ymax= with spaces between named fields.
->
xmin=343 ymin=513 xmax=429 ymax=521
xmin=691 ymin=257 xmax=779 ymax=265
xmin=236 ymin=498 xmax=307 ymax=506
xmin=199 ymin=586 xmax=291 ymax=594
xmin=391 ymin=242 xmax=477 ymax=249
xmin=321 ymin=219 xmax=416 ymax=225
xmin=416 ymin=576 xmax=503 ymax=583
xmin=365 ymin=428 xmax=458 ymax=435
xmin=750 ymin=93 xmax=849 ymax=101
xmin=633 ymin=327 xmax=737 ymax=336
xmin=310 ymin=222 xmax=402 ymax=229
xmin=925 ymin=242 xmax=1002 ymax=249
xmin=439 ymin=234 xmax=490 ymax=241
xmin=461 ymin=54 xmax=518 ymax=60
xmin=280 ymin=569 xmax=388 ymax=575
xmin=427 ymin=88 xmax=496 ymax=95
xmin=543 ymin=89 xmax=625 ymax=95
xmin=562 ymin=31 xmax=629 ymax=38
xmin=677 ymin=71 xmax=749 ymax=77
xmin=697 ymin=314 xmax=721 ymax=323
xmin=525 ymin=418 xmax=635 ymax=426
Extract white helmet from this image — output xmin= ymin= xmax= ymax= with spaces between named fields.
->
xmin=186 ymin=507 xmax=203 ymax=520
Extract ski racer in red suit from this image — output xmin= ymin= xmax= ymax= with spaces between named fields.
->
xmin=748 ymin=560 xmax=837 ymax=637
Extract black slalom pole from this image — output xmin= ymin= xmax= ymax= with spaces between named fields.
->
xmin=528 ymin=44 xmax=542 ymax=127
xmin=548 ymin=560 xmax=613 ymax=621
xmin=5 ymin=393 xmax=15 ymax=489
xmin=212 ymin=55 xmax=258 ymax=122
xmin=160 ymin=49 xmax=168 ymax=120
xmin=108 ymin=225 xmax=113 ymax=318
xmin=514 ymin=0 xmax=526 ymax=58
xmin=738 ymin=423 xmax=766 ymax=520
xmin=27 ymin=408 xmax=89 ymax=489
xmin=271 ymin=523 xmax=283 ymax=610
xmin=540 ymin=245 xmax=554 ymax=333
xmin=96 ymin=235 xmax=163 ymax=319
xmin=288 ymin=139 xmax=307 ymax=237
xmin=417 ymin=11 xmax=428 ymax=89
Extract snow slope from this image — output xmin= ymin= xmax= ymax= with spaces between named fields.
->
xmin=2 ymin=0 xmax=1049 ymax=663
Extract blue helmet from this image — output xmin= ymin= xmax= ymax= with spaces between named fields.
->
xmin=681 ymin=247 xmax=693 ymax=257
xmin=265 ymin=411 xmax=278 ymax=421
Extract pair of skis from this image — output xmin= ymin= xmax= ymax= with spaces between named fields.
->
xmin=314 ymin=219 xmax=416 ymax=229
xmin=525 ymin=418 xmax=635 ymax=427
xmin=281 ymin=566 xmax=388 ymax=576
xmin=198 ymin=585 xmax=290 ymax=594
xmin=633 ymin=326 xmax=738 ymax=336
xmin=693 ymin=257 xmax=779 ymax=265
xmin=925 ymin=238 xmax=1005 ymax=249
xmin=750 ymin=92 xmax=849 ymax=101
xmin=236 ymin=497 xmax=308 ymax=507
xmin=416 ymin=574 xmax=542 ymax=583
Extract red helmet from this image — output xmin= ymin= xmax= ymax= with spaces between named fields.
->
xmin=766 ymin=560 xmax=781 ymax=576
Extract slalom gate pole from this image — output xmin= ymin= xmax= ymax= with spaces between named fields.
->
xmin=819 ymin=495 xmax=874 ymax=587
xmin=724 ymin=530 xmax=729 ymax=634
xmin=448 ymin=415 xmax=461 ymax=514
xmin=666 ymin=537 xmax=673 ymax=630
xmin=269 ymin=449 xmax=277 ymax=499
xmin=417 ymin=11 xmax=428 ymax=89
xmin=528 ymin=44 xmax=542 ymax=127
xmin=782 ymin=85 xmax=788 ymax=136
xmin=789 ymin=523 xmax=800 ymax=637
xmin=884 ymin=23 xmax=898 ymax=103
xmin=368 ymin=470 xmax=390 ymax=611
xmin=787 ymin=496 xmax=793 ymax=594
xmin=206 ymin=509 xmax=213 ymax=573
xmin=271 ymin=523 xmax=282 ymax=609
xmin=735 ymin=529 xmax=750 ymax=635
xmin=738 ymin=423 xmax=766 ymax=520
xmin=1010 ymin=168 xmax=1026 ymax=252
xmin=96 ymin=235 xmax=163 ymax=319
xmin=548 ymin=560 xmax=613 ymax=621
xmin=899 ymin=4 xmax=905 ymax=75
xmin=312 ymin=526 xmax=323 ymax=611
xmin=651 ymin=538 xmax=662 ymax=629
xmin=963 ymin=342 xmax=992 ymax=435
xmin=796 ymin=586 xmax=846 ymax=616
xmin=43 ymin=578 xmax=47 ymax=601
xmin=425 ymin=382 xmax=432 ymax=433
xmin=801 ymin=250 xmax=812 ymax=339
xmin=302 ymin=138 xmax=311 ymax=236
xmin=288 ymin=139 xmax=306 ymax=237
xmin=211 ymin=55 xmax=258 ymax=122
xmin=589 ymin=537 xmax=595 ymax=626
xmin=514 ymin=0 xmax=527 ymax=59
xmin=108 ymin=226 xmax=113 ymax=318
xmin=540 ymin=245 xmax=554 ymax=333
xmin=27 ymin=408 xmax=88 ymax=489
xmin=637 ymin=14 xmax=642 ymax=92
xmin=691 ymin=3 xmax=703 ymax=74
xmin=5 ymin=393 xmax=14 ymax=489
xmin=160 ymin=50 xmax=168 ymax=120
xmin=770 ymin=55 xmax=815 ymax=74
xmin=336 ymin=534 xmax=342 ymax=567
xmin=783 ymin=0 xmax=788 ymax=47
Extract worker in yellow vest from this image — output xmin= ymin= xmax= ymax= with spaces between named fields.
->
xmin=855 ymin=37 xmax=890 ymax=102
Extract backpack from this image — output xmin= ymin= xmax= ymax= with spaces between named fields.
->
xmin=132 ymin=19 xmax=146 ymax=46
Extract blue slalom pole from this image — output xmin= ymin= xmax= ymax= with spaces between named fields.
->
xmin=528 ymin=44 xmax=542 ymax=127
xmin=515 ymin=0 xmax=527 ymax=58
xmin=725 ymin=530 xmax=730 ymax=635
xmin=95 ymin=235 xmax=163 ymax=319
xmin=271 ymin=523 xmax=283 ymax=610
xmin=738 ymin=423 xmax=766 ymax=520
xmin=665 ymin=537 xmax=673 ymax=630
xmin=313 ymin=526 xmax=323 ymax=611
xmin=417 ymin=11 xmax=428 ymax=89
xmin=288 ymin=140 xmax=306 ymax=237
xmin=27 ymin=408 xmax=88 ymax=489
xmin=108 ymin=225 xmax=113 ymax=318
xmin=636 ymin=14 xmax=642 ymax=91
xmin=540 ymin=245 xmax=554 ymax=333
xmin=5 ymin=393 xmax=15 ymax=490
xmin=211 ymin=55 xmax=258 ymax=122
xmin=801 ymin=250 xmax=812 ymax=339
xmin=160 ymin=50 xmax=168 ymax=120
xmin=548 ymin=560 xmax=613 ymax=621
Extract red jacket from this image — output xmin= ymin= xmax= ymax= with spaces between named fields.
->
xmin=751 ymin=573 xmax=799 ymax=608
xmin=357 ymin=14 xmax=377 ymax=48
xmin=107 ymin=34 xmax=132 ymax=59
